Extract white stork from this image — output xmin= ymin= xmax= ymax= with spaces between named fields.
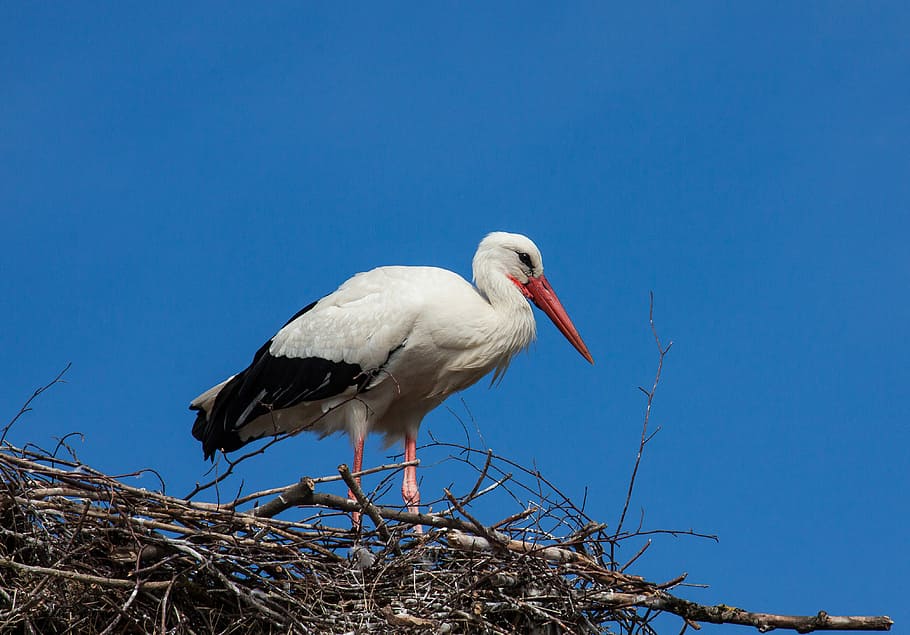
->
xmin=190 ymin=232 xmax=593 ymax=520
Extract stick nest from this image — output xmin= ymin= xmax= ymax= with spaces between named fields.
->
xmin=0 ymin=439 xmax=673 ymax=634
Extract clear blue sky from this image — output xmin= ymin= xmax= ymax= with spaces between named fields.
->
xmin=2 ymin=4 xmax=907 ymax=631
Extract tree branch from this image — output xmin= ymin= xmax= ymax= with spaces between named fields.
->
xmin=584 ymin=591 xmax=893 ymax=633
xmin=338 ymin=463 xmax=392 ymax=542
xmin=614 ymin=292 xmax=672 ymax=546
xmin=2 ymin=362 xmax=72 ymax=446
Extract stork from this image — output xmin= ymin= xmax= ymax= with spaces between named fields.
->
xmin=190 ymin=232 xmax=593 ymax=522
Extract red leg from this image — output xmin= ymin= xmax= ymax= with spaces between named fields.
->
xmin=348 ymin=434 xmax=365 ymax=528
xmin=402 ymin=434 xmax=422 ymax=532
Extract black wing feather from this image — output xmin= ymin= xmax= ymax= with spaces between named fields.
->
xmin=191 ymin=300 xmax=368 ymax=459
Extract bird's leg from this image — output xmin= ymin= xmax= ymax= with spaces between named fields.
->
xmin=348 ymin=434 xmax=364 ymax=529
xmin=402 ymin=434 xmax=422 ymax=533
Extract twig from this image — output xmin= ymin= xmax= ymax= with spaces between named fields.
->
xmin=98 ymin=580 xmax=142 ymax=635
xmin=251 ymin=476 xmax=316 ymax=519
xmin=1 ymin=362 xmax=72 ymax=445
xmin=338 ymin=463 xmax=391 ymax=543
xmin=613 ymin=292 xmax=672 ymax=551
xmin=228 ymin=459 xmax=419 ymax=509
xmin=183 ymin=432 xmax=293 ymax=501
xmin=316 ymin=458 xmax=419 ymax=484
xmin=489 ymin=505 xmax=538 ymax=530
xmin=620 ymin=538 xmax=652 ymax=572
xmin=0 ymin=557 xmax=172 ymax=590
xmin=583 ymin=590 xmax=893 ymax=633
xmin=464 ymin=449 xmax=494 ymax=501
xmin=444 ymin=487 xmax=504 ymax=547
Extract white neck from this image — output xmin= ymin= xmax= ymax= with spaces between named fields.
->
xmin=472 ymin=250 xmax=537 ymax=359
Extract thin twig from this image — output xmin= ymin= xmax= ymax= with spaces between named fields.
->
xmin=338 ymin=463 xmax=392 ymax=543
xmin=613 ymin=292 xmax=672 ymax=550
xmin=0 ymin=558 xmax=173 ymax=590
xmin=1 ymin=362 xmax=72 ymax=445
xmin=228 ymin=459 xmax=418 ymax=509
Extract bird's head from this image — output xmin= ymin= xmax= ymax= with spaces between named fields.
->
xmin=475 ymin=231 xmax=544 ymax=284
xmin=474 ymin=232 xmax=594 ymax=364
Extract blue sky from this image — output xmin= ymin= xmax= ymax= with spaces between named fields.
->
xmin=2 ymin=4 xmax=907 ymax=631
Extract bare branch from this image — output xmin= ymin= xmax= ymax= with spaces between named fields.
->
xmin=228 ymin=458 xmax=418 ymax=509
xmin=614 ymin=292 xmax=672 ymax=550
xmin=338 ymin=462 xmax=392 ymax=542
xmin=2 ymin=362 xmax=72 ymax=445
xmin=584 ymin=591 xmax=892 ymax=633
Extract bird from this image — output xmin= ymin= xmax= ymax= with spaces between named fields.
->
xmin=190 ymin=231 xmax=593 ymax=522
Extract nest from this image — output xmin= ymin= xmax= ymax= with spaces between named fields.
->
xmin=0 ymin=434 xmax=693 ymax=634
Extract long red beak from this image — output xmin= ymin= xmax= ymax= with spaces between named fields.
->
xmin=524 ymin=274 xmax=594 ymax=364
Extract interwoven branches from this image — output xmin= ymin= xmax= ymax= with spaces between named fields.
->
xmin=0 ymin=441 xmax=893 ymax=634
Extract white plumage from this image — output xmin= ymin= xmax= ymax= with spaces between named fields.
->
xmin=191 ymin=231 xmax=592 ymax=518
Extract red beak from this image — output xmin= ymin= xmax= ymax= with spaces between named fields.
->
xmin=524 ymin=275 xmax=594 ymax=364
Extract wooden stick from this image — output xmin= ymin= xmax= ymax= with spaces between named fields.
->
xmin=583 ymin=591 xmax=893 ymax=632
xmin=338 ymin=463 xmax=391 ymax=542
xmin=0 ymin=557 xmax=172 ymax=590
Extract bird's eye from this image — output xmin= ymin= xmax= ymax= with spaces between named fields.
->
xmin=517 ymin=252 xmax=533 ymax=269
